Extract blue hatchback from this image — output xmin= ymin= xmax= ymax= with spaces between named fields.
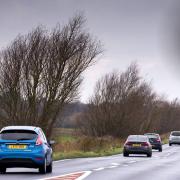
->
xmin=0 ymin=126 xmax=53 ymax=174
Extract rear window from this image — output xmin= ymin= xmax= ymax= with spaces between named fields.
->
xmin=171 ymin=132 xmax=180 ymax=136
xmin=128 ymin=135 xmax=148 ymax=142
xmin=145 ymin=134 xmax=158 ymax=139
xmin=0 ymin=130 xmax=38 ymax=140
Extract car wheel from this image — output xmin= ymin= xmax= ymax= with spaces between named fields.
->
xmin=159 ymin=147 xmax=162 ymax=152
xmin=0 ymin=167 xmax=6 ymax=174
xmin=39 ymin=157 xmax=47 ymax=174
xmin=169 ymin=143 xmax=172 ymax=146
xmin=123 ymin=151 xmax=129 ymax=157
xmin=147 ymin=153 xmax=152 ymax=157
xmin=46 ymin=162 xmax=52 ymax=173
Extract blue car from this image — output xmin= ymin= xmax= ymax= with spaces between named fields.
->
xmin=0 ymin=126 xmax=53 ymax=174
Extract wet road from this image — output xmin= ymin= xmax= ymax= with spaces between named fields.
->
xmin=2 ymin=144 xmax=180 ymax=180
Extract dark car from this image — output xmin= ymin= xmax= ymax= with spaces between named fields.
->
xmin=0 ymin=126 xmax=53 ymax=174
xmin=144 ymin=133 xmax=162 ymax=152
xmin=123 ymin=135 xmax=152 ymax=157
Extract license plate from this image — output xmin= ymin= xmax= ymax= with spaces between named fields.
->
xmin=8 ymin=145 xmax=27 ymax=149
xmin=132 ymin=144 xmax=141 ymax=147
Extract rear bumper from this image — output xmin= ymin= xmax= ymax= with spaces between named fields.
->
xmin=124 ymin=147 xmax=151 ymax=154
xmin=151 ymin=143 xmax=162 ymax=149
xmin=0 ymin=150 xmax=45 ymax=168
xmin=169 ymin=140 xmax=180 ymax=144
xmin=0 ymin=158 xmax=42 ymax=168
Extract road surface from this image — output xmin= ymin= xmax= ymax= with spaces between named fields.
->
xmin=2 ymin=144 xmax=180 ymax=180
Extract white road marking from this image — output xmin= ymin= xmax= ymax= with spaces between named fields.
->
xmin=123 ymin=164 xmax=129 ymax=167
xmin=54 ymin=159 xmax=71 ymax=163
xmin=107 ymin=165 xmax=118 ymax=169
xmin=127 ymin=160 xmax=136 ymax=164
xmin=111 ymin=163 xmax=120 ymax=166
xmin=76 ymin=171 xmax=92 ymax=180
xmin=93 ymin=167 xmax=105 ymax=171
xmin=38 ymin=171 xmax=91 ymax=180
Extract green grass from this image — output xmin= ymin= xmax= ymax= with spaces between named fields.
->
xmin=53 ymin=147 xmax=123 ymax=161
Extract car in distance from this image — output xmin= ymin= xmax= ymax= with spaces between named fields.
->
xmin=0 ymin=126 xmax=53 ymax=174
xmin=123 ymin=135 xmax=152 ymax=157
xmin=144 ymin=133 xmax=162 ymax=152
xmin=169 ymin=131 xmax=180 ymax=146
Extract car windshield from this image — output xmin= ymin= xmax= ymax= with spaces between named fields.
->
xmin=171 ymin=132 xmax=180 ymax=136
xmin=128 ymin=135 xmax=148 ymax=142
xmin=0 ymin=130 xmax=38 ymax=140
xmin=145 ymin=134 xmax=159 ymax=139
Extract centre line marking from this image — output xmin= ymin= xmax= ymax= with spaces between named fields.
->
xmin=128 ymin=160 xmax=136 ymax=164
xmin=111 ymin=163 xmax=120 ymax=166
xmin=93 ymin=167 xmax=105 ymax=171
xmin=107 ymin=165 xmax=118 ymax=169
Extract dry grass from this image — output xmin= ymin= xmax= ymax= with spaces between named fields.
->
xmin=52 ymin=128 xmax=124 ymax=160
xmin=161 ymin=133 xmax=170 ymax=144
xmin=52 ymin=128 xmax=170 ymax=160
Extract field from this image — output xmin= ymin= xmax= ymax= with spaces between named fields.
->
xmin=52 ymin=128 xmax=169 ymax=160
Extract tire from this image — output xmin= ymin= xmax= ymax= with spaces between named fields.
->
xmin=159 ymin=147 xmax=162 ymax=152
xmin=169 ymin=143 xmax=172 ymax=146
xmin=147 ymin=153 xmax=152 ymax=157
xmin=123 ymin=151 xmax=129 ymax=157
xmin=39 ymin=157 xmax=47 ymax=174
xmin=0 ymin=167 xmax=6 ymax=174
xmin=46 ymin=162 xmax=52 ymax=173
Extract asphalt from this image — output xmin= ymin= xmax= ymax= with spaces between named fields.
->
xmin=1 ymin=144 xmax=180 ymax=180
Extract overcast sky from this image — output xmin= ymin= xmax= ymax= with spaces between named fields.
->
xmin=0 ymin=0 xmax=180 ymax=102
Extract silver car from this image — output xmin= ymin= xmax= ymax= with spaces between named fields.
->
xmin=169 ymin=131 xmax=180 ymax=146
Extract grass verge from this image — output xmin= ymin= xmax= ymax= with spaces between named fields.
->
xmin=52 ymin=129 xmax=124 ymax=160
xmin=52 ymin=128 xmax=170 ymax=161
xmin=53 ymin=148 xmax=123 ymax=161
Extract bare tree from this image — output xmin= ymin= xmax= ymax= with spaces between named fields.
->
xmin=0 ymin=14 xmax=102 ymax=138
xmin=79 ymin=63 xmax=158 ymax=137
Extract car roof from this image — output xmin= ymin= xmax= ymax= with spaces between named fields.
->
xmin=171 ymin=131 xmax=180 ymax=133
xmin=144 ymin=133 xmax=159 ymax=136
xmin=0 ymin=126 xmax=40 ymax=133
xmin=128 ymin=135 xmax=147 ymax=138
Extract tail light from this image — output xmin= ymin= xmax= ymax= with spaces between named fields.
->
xmin=125 ymin=142 xmax=132 ymax=146
xmin=36 ymin=136 xmax=43 ymax=146
xmin=156 ymin=138 xmax=160 ymax=142
xmin=142 ymin=142 xmax=149 ymax=147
